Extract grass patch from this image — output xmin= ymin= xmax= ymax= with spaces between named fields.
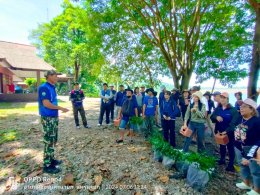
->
xmin=0 ymin=129 xmax=20 ymax=145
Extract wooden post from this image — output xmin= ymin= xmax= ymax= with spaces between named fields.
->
xmin=36 ymin=70 xmax=41 ymax=93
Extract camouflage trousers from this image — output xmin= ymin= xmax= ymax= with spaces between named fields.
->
xmin=41 ymin=116 xmax=59 ymax=167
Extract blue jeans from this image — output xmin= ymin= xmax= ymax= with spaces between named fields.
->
xmin=235 ymin=147 xmax=260 ymax=189
xmin=183 ymin=121 xmax=205 ymax=153
xmin=119 ymin=119 xmax=137 ymax=131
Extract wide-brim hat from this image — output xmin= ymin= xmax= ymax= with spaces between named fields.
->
xmin=125 ymin=88 xmax=134 ymax=94
xmin=192 ymin=91 xmax=203 ymax=100
xmin=145 ymin=88 xmax=154 ymax=94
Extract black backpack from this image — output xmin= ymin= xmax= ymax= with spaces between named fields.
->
xmin=121 ymin=99 xmax=133 ymax=116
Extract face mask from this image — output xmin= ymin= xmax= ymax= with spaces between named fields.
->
xmin=127 ymin=95 xmax=131 ymax=98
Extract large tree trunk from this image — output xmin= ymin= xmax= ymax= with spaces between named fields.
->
xmin=74 ymin=60 xmax=80 ymax=82
xmin=248 ymin=1 xmax=260 ymax=101
xmin=180 ymin=73 xmax=191 ymax=91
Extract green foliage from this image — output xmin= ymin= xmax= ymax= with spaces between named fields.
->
xmin=24 ymin=78 xmax=46 ymax=87
xmin=0 ymin=129 xmax=19 ymax=145
xmin=30 ymin=0 xmax=104 ymax=86
xmin=150 ymin=132 xmax=216 ymax=172
xmin=86 ymin=0 xmax=254 ymax=89
xmin=129 ymin=116 xmax=143 ymax=125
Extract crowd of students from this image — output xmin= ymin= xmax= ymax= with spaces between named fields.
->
xmin=97 ymin=83 xmax=260 ymax=195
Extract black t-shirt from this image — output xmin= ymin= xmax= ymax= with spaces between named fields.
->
xmin=234 ymin=116 xmax=260 ymax=150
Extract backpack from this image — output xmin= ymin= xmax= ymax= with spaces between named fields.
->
xmin=121 ymin=99 xmax=133 ymax=116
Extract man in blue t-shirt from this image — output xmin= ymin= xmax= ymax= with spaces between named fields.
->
xmin=142 ymin=88 xmax=159 ymax=139
xmin=116 ymin=88 xmax=138 ymax=144
xmin=98 ymin=83 xmax=112 ymax=126
xmin=69 ymin=82 xmax=89 ymax=129
xmin=38 ymin=70 xmax=69 ymax=174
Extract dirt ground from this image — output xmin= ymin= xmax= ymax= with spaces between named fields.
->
xmin=0 ymin=97 xmax=246 ymax=195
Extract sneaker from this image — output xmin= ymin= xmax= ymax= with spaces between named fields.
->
xmin=247 ymin=190 xmax=260 ymax=195
xmin=76 ymin=126 xmax=80 ymax=129
xmin=51 ymin=159 xmax=63 ymax=166
xmin=43 ymin=165 xmax=61 ymax=174
xmin=116 ymin=139 xmax=123 ymax=143
xmin=97 ymin=124 xmax=101 ymax=126
xmin=84 ymin=125 xmax=90 ymax=128
xmin=217 ymin=159 xmax=226 ymax=165
xmin=236 ymin=182 xmax=251 ymax=190
xmin=225 ymin=165 xmax=235 ymax=172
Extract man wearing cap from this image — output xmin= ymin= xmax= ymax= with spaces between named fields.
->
xmin=211 ymin=92 xmax=239 ymax=172
xmin=98 ymin=83 xmax=112 ymax=126
xmin=38 ymin=70 xmax=69 ymax=174
xmin=109 ymin=85 xmax=117 ymax=121
xmin=142 ymin=88 xmax=159 ymax=139
xmin=69 ymin=82 xmax=89 ymax=129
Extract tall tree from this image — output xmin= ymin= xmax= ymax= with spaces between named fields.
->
xmin=86 ymin=0 xmax=252 ymax=90
xmin=248 ymin=0 xmax=260 ymax=101
xmin=30 ymin=1 xmax=104 ymax=82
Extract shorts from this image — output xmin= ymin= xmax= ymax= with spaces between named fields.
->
xmin=119 ymin=119 xmax=137 ymax=131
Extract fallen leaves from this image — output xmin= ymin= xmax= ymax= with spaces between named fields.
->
xmin=62 ymin=173 xmax=75 ymax=186
xmin=89 ymin=175 xmax=102 ymax=192
xmin=3 ymin=150 xmax=20 ymax=159
xmin=157 ymin=175 xmax=169 ymax=183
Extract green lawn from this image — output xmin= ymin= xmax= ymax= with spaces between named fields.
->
xmin=0 ymin=129 xmax=20 ymax=145
xmin=0 ymin=100 xmax=69 ymax=115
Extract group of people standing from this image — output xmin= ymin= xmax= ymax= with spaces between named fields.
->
xmin=37 ymin=71 xmax=260 ymax=194
xmin=159 ymin=86 xmax=260 ymax=195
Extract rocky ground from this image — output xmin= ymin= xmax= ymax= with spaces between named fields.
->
xmin=0 ymin=97 xmax=247 ymax=195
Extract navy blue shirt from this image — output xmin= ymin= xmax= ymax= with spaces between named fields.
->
xmin=121 ymin=95 xmax=138 ymax=121
xmin=211 ymin=104 xmax=239 ymax=133
xmin=115 ymin=91 xmax=125 ymax=106
xmin=38 ymin=82 xmax=58 ymax=117
xmin=160 ymin=99 xmax=179 ymax=120
xmin=70 ymin=89 xmax=84 ymax=107
xmin=159 ymin=91 xmax=165 ymax=108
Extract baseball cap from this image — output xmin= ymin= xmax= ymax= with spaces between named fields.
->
xmin=212 ymin=91 xmax=221 ymax=96
xmin=242 ymin=98 xmax=257 ymax=109
xmin=220 ymin=92 xmax=229 ymax=98
xmin=44 ymin=70 xmax=60 ymax=78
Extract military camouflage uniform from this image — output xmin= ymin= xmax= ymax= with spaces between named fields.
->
xmin=41 ymin=116 xmax=59 ymax=167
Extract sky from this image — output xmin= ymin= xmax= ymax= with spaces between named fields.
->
xmin=0 ymin=0 xmax=259 ymax=90
xmin=0 ymin=0 xmax=63 ymax=44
